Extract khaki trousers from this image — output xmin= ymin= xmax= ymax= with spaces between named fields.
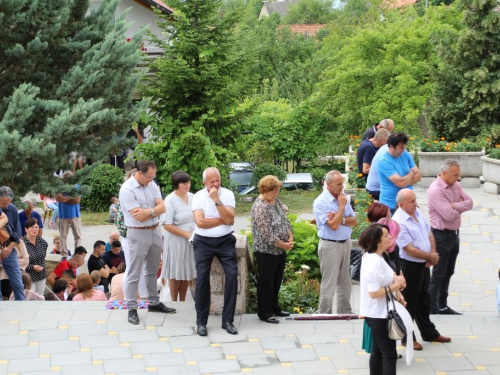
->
xmin=318 ymin=239 xmax=353 ymax=314
xmin=59 ymin=217 xmax=82 ymax=258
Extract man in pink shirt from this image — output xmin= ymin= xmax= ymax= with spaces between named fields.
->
xmin=428 ymin=159 xmax=473 ymax=315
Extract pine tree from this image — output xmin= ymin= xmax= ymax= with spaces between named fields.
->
xmin=430 ymin=0 xmax=500 ymax=139
xmin=139 ymin=0 xmax=252 ymax=190
xmin=0 ymin=0 xmax=146 ymax=197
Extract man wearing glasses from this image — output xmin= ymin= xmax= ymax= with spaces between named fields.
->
xmin=119 ymin=160 xmax=176 ymax=324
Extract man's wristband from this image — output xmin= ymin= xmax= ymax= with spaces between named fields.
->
xmin=215 ymin=201 xmax=223 ymax=206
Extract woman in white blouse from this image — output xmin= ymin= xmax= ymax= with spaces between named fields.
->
xmin=359 ymin=223 xmax=406 ymax=375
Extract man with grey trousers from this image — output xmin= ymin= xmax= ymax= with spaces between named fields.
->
xmin=119 ymin=161 xmax=176 ymax=324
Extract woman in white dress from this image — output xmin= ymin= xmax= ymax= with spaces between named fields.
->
xmin=161 ymin=171 xmax=196 ymax=301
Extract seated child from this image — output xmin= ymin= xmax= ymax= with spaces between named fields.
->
xmin=91 ymin=270 xmax=105 ymax=292
xmin=108 ymin=197 xmax=118 ymax=223
xmin=9 ymin=273 xmax=44 ymax=301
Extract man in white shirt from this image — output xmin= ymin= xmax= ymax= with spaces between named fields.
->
xmin=393 ymin=189 xmax=451 ymax=351
xmin=192 ymin=167 xmax=238 ymax=336
xmin=119 ymin=161 xmax=176 ymax=325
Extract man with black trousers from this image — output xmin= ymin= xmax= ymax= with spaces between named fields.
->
xmin=192 ymin=167 xmax=238 ymax=336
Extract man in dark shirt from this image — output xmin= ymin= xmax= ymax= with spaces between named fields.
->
xmin=357 ymin=129 xmax=390 ymax=179
xmin=19 ymin=199 xmax=44 ymax=236
xmin=102 ymin=240 xmax=125 ymax=284
xmin=361 ymin=118 xmax=395 ymax=141
xmin=88 ymin=240 xmax=111 ymax=293
xmin=0 ymin=186 xmax=25 ymax=300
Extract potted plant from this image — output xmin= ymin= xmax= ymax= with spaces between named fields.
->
xmin=417 ymin=137 xmax=485 ymax=178
xmin=481 ymin=145 xmax=500 ymax=185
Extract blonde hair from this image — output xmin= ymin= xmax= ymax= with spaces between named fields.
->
xmin=90 ymin=270 xmax=101 ymax=284
xmin=258 ymin=175 xmax=282 ymax=194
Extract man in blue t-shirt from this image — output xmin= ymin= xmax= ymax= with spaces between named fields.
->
xmin=56 ymin=172 xmax=82 ymax=258
xmin=378 ymin=132 xmax=421 ymax=213
xmin=19 ymin=199 xmax=44 ymax=236
xmin=356 ymin=128 xmax=390 ymax=179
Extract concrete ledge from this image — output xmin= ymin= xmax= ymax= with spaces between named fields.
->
xmin=483 ymin=182 xmax=499 ymax=194
xmin=459 ymin=177 xmax=481 ymax=188
xmin=415 ymin=177 xmax=436 ymax=188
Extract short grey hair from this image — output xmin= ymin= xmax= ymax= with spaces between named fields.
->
xmin=374 ymin=128 xmax=390 ymax=141
xmin=202 ymin=167 xmax=221 ymax=182
xmin=379 ymin=119 xmax=394 ymax=129
xmin=325 ymin=170 xmax=342 ymax=183
xmin=441 ymin=159 xmax=460 ymax=172
xmin=0 ymin=186 xmax=14 ymax=200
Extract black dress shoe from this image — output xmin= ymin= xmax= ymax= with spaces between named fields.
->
xmin=260 ymin=317 xmax=280 ymax=324
xmin=222 ymin=322 xmax=238 ymax=335
xmin=197 ymin=324 xmax=208 ymax=336
xmin=128 ymin=309 xmax=139 ymax=325
xmin=275 ymin=311 xmax=290 ymax=317
xmin=438 ymin=307 xmax=462 ymax=315
xmin=148 ymin=302 xmax=176 ymax=314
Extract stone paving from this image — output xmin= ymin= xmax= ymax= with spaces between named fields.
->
xmin=1 ymin=187 xmax=499 ymax=375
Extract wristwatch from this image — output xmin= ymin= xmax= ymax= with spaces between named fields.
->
xmin=150 ymin=209 xmax=156 ymax=217
xmin=215 ymin=201 xmax=223 ymax=206
xmin=341 ymin=217 xmax=346 ymax=225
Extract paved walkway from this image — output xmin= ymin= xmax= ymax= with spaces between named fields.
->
xmin=1 ymin=187 xmax=499 ymax=375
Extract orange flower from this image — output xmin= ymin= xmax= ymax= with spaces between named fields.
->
xmin=496 ymin=145 xmax=500 ymax=148
xmin=487 ymin=137 xmax=491 ymax=141
xmin=355 ymin=200 xmax=359 ymax=204
xmin=444 ymin=146 xmax=450 ymax=151
xmin=462 ymin=138 xmax=466 ymax=142
xmin=356 ymin=143 xmax=360 ymax=147
xmin=440 ymin=137 xmax=445 ymax=140
xmin=350 ymin=135 xmax=354 ymax=138
xmin=357 ymin=174 xmax=363 ymax=178
xmin=434 ymin=141 xmax=438 ymax=143
xmin=354 ymin=135 xmax=359 ymax=139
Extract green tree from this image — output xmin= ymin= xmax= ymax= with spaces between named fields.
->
xmin=246 ymin=99 xmax=323 ymax=169
xmin=139 ymin=0 xmax=253 ymax=191
xmin=283 ymin=0 xmax=335 ymax=24
xmin=0 ymin=0 xmax=146 ymax=197
xmin=430 ymin=0 xmax=500 ymax=140
xmin=314 ymin=6 xmax=461 ymax=142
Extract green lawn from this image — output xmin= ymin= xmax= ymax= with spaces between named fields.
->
xmin=81 ymin=211 xmax=112 ymax=226
xmin=235 ymin=189 xmax=319 ymax=216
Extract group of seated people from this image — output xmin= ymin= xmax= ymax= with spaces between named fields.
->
xmin=43 ymin=240 xmax=127 ymax=301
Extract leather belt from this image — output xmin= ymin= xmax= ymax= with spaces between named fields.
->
xmin=321 ymin=238 xmax=347 ymax=243
xmin=127 ymin=224 xmax=159 ymax=230
xmin=432 ymin=228 xmax=458 ymax=235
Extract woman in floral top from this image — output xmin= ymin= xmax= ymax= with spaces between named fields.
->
xmin=251 ymin=175 xmax=294 ymax=324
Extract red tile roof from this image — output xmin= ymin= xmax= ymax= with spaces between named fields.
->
xmin=277 ymin=24 xmax=326 ymax=37
xmin=140 ymin=0 xmax=173 ymax=14
xmin=385 ymin=0 xmax=418 ymax=8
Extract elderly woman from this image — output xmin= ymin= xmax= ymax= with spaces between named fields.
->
xmin=23 ymin=218 xmax=48 ymax=295
xmin=359 ymin=224 xmax=406 ymax=375
xmin=161 ymin=171 xmax=196 ymax=301
xmin=252 ymin=175 xmax=294 ymax=324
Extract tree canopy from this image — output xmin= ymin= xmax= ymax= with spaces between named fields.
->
xmin=0 ymin=0 xmax=145 ymax=197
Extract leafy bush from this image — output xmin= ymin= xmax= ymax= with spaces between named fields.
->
xmin=279 ymin=263 xmax=320 ymax=314
xmin=250 ymin=163 xmax=287 ymax=187
xmin=80 ymin=164 xmax=124 ymax=212
xmin=351 ymin=189 xmax=372 ymax=240
xmin=243 ymin=213 xmax=320 ymax=278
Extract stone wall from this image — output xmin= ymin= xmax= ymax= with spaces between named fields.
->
xmin=209 ymin=234 xmax=253 ymax=315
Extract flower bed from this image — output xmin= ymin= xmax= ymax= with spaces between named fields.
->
xmin=417 ymin=137 xmax=485 ymax=178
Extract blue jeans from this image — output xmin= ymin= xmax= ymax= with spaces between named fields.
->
xmin=48 ymin=203 xmax=59 ymax=222
xmin=0 ymin=249 xmax=26 ymax=300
